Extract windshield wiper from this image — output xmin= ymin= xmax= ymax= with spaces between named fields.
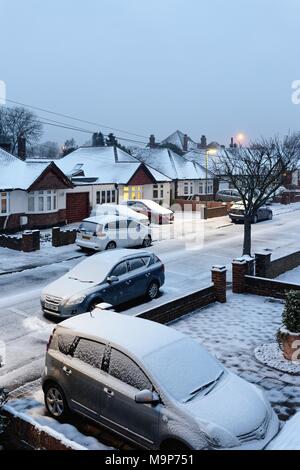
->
xmin=184 ymin=371 xmax=225 ymax=403
xmin=68 ymin=277 xmax=94 ymax=283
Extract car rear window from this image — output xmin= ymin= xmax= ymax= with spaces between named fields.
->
xmin=79 ymin=222 xmax=99 ymax=233
xmin=73 ymin=339 xmax=105 ymax=369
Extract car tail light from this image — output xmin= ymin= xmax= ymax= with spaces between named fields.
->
xmin=96 ymin=232 xmax=106 ymax=238
xmin=46 ymin=329 xmax=56 ymax=351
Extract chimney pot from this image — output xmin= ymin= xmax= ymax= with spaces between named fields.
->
xmin=183 ymin=134 xmax=189 ymax=152
xmin=18 ymin=135 xmax=26 ymax=160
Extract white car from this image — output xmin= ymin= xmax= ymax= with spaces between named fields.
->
xmin=43 ymin=312 xmax=279 ymax=450
xmin=121 ymin=199 xmax=174 ymax=224
xmin=90 ymin=204 xmax=150 ymax=226
xmin=76 ymin=215 xmax=152 ymax=252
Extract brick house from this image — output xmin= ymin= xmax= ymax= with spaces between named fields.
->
xmin=0 ymin=148 xmax=73 ymax=232
xmin=52 ymin=146 xmax=172 ymax=222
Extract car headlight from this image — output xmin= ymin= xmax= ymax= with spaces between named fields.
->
xmin=198 ymin=422 xmax=239 ymax=449
xmin=66 ymin=294 xmax=86 ymax=306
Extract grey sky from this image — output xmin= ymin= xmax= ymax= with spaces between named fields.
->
xmin=1 ymin=0 xmax=300 ymax=147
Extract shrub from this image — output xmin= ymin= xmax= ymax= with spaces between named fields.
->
xmin=282 ymin=290 xmax=300 ymax=333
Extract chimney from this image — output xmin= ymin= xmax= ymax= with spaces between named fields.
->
xmin=200 ymin=135 xmax=207 ymax=149
xmin=92 ymin=133 xmax=98 ymax=147
xmin=183 ymin=134 xmax=189 ymax=152
xmin=18 ymin=135 xmax=26 ymax=160
xmin=230 ymin=137 xmax=234 ymax=148
xmin=149 ymin=134 xmax=156 ymax=149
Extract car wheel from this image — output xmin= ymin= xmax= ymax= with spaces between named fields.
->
xmin=142 ymin=235 xmax=152 ymax=248
xmin=253 ymin=215 xmax=258 ymax=224
xmin=146 ymin=281 xmax=159 ymax=300
xmin=105 ymin=241 xmax=117 ymax=250
xmin=45 ymin=383 xmax=69 ymax=421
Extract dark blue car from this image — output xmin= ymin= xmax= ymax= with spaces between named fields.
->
xmin=41 ymin=249 xmax=165 ymax=318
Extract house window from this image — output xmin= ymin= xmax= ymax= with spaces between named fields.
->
xmin=199 ymin=182 xmax=205 ymax=195
xmin=0 ymin=192 xmax=9 ymax=215
xmin=199 ymin=180 xmax=214 ymax=195
xmin=28 ymin=190 xmax=58 ymax=213
xmin=153 ymin=184 xmax=164 ymax=200
xmin=184 ymin=183 xmax=189 ymax=195
xmin=123 ymin=186 xmax=143 ymax=201
xmin=96 ymin=190 xmax=117 ymax=205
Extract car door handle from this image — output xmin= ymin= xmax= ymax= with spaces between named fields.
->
xmin=104 ymin=387 xmax=114 ymax=397
xmin=145 ymin=273 xmax=151 ymax=278
xmin=125 ymin=280 xmax=132 ymax=285
xmin=63 ymin=366 xmax=72 ymax=376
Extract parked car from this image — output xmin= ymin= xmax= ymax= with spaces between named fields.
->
xmin=43 ymin=312 xmax=279 ymax=450
xmin=76 ymin=215 xmax=152 ymax=252
xmin=229 ymin=202 xmax=273 ymax=224
xmin=216 ymin=189 xmax=241 ymax=203
xmin=90 ymin=204 xmax=150 ymax=226
xmin=41 ymin=249 xmax=165 ymax=318
xmin=121 ymin=199 xmax=174 ymax=224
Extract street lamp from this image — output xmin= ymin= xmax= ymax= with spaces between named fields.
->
xmin=236 ymin=133 xmax=245 ymax=147
xmin=205 ymin=148 xmax=217 ymax=219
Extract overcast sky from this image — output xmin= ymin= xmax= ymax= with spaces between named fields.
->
xmin=1 ymin=0 xmax=300 ymax=147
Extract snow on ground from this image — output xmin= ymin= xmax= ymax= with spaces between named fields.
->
xmin=255 ymin=343 xmax=300 ymax=375
xmin=276 ymin=265 xmax=300 ymax=284
xmin=172 ymin=293 xmax=300 ymax=422
xmin=267 ymin=412 xmax=300 ymax=450
xmin=5 ymin=387 xmax=112 ymax=450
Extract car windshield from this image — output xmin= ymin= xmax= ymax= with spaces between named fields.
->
xmin=144 ymin=338 xmax=223 ymax=403
xmin=67 ymin=258 xmax=111 ymax=284
xmin=79 ymin=221 xmax=100 ymax=233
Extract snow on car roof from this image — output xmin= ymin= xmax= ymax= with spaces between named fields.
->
xmin=126 ymin=199 xmax=172 ymax=214
xmin=68 ymin=249 xmax=150 ymax=282
xmin=82 ymin=215 xmax=129 ymax=224
xmin=60 ymin=311 xmax=185 ymax=359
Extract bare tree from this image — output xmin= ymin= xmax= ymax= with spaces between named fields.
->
xmin=213 ymin=134 xmax=300 ymax=255
xmin=28 ymin=141 xmax=60 ymax=159
xmin=0 ymin=106 xmax=43 ymax=154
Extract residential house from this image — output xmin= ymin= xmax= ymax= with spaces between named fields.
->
xmin=132 ymin=147 xmax=216 ymax=200
xmin=161 ymin=130 xmax=198 ymax=153
xmin=52 ymin=146 xmax=172 ymax=222
xmin=0 ymin=148 xmax=73 ymax=232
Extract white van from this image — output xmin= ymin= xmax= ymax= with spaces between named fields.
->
xmin=76 ymin=215 xmax=152 ymax=252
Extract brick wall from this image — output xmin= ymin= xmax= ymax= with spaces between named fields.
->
xmin=0 ymin=214 xmax=23 ymax=233
xmin=28 ymin=210 xmax=67 ymax=229
xmin=0 ymin=230 xmax=40 ymax=252
xmin=138 ymin=266 xmax=227 ymax=324
xmin=255 ymin=251 xmax=300 ymax=279
xmin=52 ymin=227 xmax=77 ymax=247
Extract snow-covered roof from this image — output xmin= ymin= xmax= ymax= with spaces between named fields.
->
xmin=0 ymin=148 xmax=50 ymax=191
xmin=161 ymin=130 xmax=198 ymax=152
xmin=132 ymin=147 xmax=211 ymax=180
xmin=183 ymin=148 xmax=227 ymax=173
xmin=55 ymin=146 xmax=170 ymax=184
xmin=61 ymin=309 xmax=185 ymax=359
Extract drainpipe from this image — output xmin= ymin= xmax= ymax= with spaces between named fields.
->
xmin=3 ymin=215 xmax=9 ymax=231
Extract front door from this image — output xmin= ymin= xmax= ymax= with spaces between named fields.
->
xmin=99 ymin=347 xmax=160 ymax=448
xmin=103 ymin=261 xmax=131 ymax=305
xmin=61 ymin=338 xmax=106 ymax=420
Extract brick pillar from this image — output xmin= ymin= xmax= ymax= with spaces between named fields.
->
xmin=52 ymin=227 xmax=61 ymax=247
xmin=212 ymin=266 xmax=227 ymax=303
xmin=232 ymin=259 xmax=248 ymax=293
xmin=255 ymin=252 xmax=271 ymax=278
xmin=22 ymin=230 xmax=40 ymax=252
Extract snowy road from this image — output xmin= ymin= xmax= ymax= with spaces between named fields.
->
xmin=1 ymin=207 xmax=300 ymax=390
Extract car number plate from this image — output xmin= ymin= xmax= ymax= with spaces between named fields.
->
xmin=82 ymin=235 xmax=91 ymax=240
xmin=45 ymin=302 xmax=59 ymax=312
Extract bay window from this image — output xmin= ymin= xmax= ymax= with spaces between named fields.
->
xmin=28 ymin=190 xmax=57 ymax=213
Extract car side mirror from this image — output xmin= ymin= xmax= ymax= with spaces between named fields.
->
xmin=107 ymin=276 xmax=119 ymax=284
xmin=135 ymin=390 xmax=160 ymax=405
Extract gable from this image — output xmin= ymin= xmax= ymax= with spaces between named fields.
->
xmin=28 ymin=163 xmax=73 ymax=191
xmin=127 ymin=164 xmax=157 ymax=185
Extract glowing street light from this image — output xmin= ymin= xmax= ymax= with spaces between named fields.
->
xmin=236 ymin=133 xmax=245 ymax=146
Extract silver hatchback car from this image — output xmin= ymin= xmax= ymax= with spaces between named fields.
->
xmin=43 ymin=312 xmax=279 ymax=451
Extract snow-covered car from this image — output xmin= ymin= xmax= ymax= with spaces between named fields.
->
xmin=121 ymin=199 xmax=174 ymax=224
xmin=229 ymin=202 xmax=273 ymax=224
xmin=76 ymin=215 xmax=152 ymax=252
xmin=43 ymin=313 xmax=279 ymax=450
xmin=90 ymin=204 xmax=150 ymax=226
xmin=41 ymin=249 xmax=165 ymax=318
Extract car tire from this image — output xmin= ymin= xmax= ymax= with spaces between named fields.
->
xmin=142 ymin=235 xmax=152 ymax=248
xmin=146 ymin=281 xmax=159 ymax=300
xmin=44 ymin=383 xmax=69 ymax=421
xmin=253 ymin=215 xmax=258 ymax=224
xmin=105 ymin=241 xmax=117 ymax=250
